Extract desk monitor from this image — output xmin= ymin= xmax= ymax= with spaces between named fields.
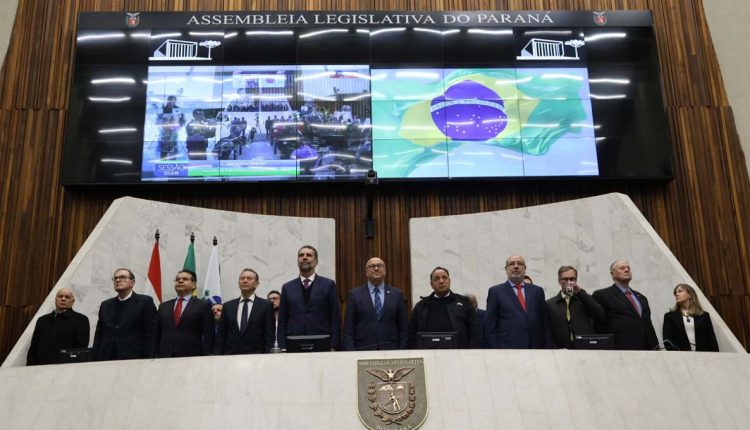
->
xmin=416 ymin=331 xmax=458 ymax=349
xmin=574 ymin=334 xmax=614 ymax=350
xmin=59 ymin=348 xmax=93 ymax=364
xmin=286 ymin=334 xmax=331 ymax=353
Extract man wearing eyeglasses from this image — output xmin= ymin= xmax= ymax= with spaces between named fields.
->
xmin=546 ymin=266 xmax=604 ymax=349
xmin=152 ymin=270 xmax=214 ymax=358
xmin=486 ymin=255 xmax=552 ymax=349
xmin=93 ymin=268 xmax=157 ymax=361
xmin=342 ymin=257 xmax=408 ymax=351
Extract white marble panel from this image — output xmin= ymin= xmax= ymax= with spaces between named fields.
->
xmin=2 ymin=197 xmax=335 ymax=368
xmin=1 ymin=350 xmax=749 ymax=429
xmin=409 ymin=193 xmax=745 ymax=352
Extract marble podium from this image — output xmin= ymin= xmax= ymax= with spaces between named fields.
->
xmin=1 ymin=197 xmax=335 ymax=368
xmin=409 ymin=193 xmax=744 ymax=352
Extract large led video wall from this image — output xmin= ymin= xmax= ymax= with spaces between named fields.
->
xmin=63 ymin=11 xmax=672 ymax=184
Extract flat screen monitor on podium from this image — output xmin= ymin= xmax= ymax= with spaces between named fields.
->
xmin=417 ymin=332 xmax=458 ymax=349
xmin=59 ymin=348 xmax=93 ymax=364
xmin=574 ymin=334 xmax=614 ymax=350
xmin=286 ymin=335 xmax=331 ymax=353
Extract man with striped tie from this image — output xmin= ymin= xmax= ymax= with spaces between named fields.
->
xmin=342 ymin=258 xmax=408 ymax=351
xmin=592 ymin=260 xmax=659 ymax=350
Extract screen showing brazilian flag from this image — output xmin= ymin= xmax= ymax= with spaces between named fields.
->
xmin=371 ymin=68 xmax=598 ymax=178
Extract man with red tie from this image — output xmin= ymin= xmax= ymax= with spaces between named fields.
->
xmin=278 ymin=245 xmax=341 ymax=350
xmin=486 ymin=255 xmax=552 ymax=349
xmin=152 ymin=270 xmax=214 ymax=358
xmin=592 ymin=260 xmax=659 ymax=350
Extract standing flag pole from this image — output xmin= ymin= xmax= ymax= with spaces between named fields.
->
xmin=202 ymin=236 xmax=222 ymax=305
xmin=183 ymin=232 xmax=198 ymax=297
xmin=146 ymin=229 xmax=163 ymax=303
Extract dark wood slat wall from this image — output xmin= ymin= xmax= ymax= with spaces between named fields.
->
xmin=1 ymin=0 xmax=749 ymax=360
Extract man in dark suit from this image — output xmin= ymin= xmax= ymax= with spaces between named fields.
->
xmin=215 ymin=268 xmax=275 ymax=354
xmin=93 ymin=268 xmax=157 ymax=361
xmin=592 ymin=260 xmax=659 ymax=350
xmin=342 ymin=257 xmax=408 ymax=351
xmin=278 ymin=245 xmax=341 ymax=350
xmin=486 ymin=255 xmax=552 ymax=349
xmin=466 ymin=294 xmax=489 ymax=348
xmin=546 ymin=265 xmax=605 ymax=349
xmin=152 ymin=270 xmax=213 ymax=358
xmin=408 ymin=267 xmax=482 ymax=349
xmin=27 ymin=287 xmax=90 ymax=365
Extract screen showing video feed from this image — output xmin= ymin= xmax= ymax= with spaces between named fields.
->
xmin=370 ymin=68 xmax=597 ymax=178
xmin=141 ymin=65 xmax=373 ymax=181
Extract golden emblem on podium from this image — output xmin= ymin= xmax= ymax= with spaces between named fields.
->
xmin=357 ymin=358 xmax=428 ymax=430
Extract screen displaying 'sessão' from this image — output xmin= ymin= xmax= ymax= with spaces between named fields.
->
xmin=141 ymin=65 xmax=596 ymax=181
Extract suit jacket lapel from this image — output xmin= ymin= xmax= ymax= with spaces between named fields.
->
xmin=360 ymin=286 xmax=377 ymax=317
xmin=226 ymin=300 xmax=241 ymax=333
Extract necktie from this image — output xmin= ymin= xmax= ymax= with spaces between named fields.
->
xmin=373 ymin=287 xmax=383 ymax=320
xmin=624 ymin=289 xmax=640 ymax=316
xmin=174 ymin=297 xmax=183 ymax=325
xmin=303 ymin=278 xmax=310 ymax=290
xmin=515 ymin=284 xmax=527 ymax=312
xmin=240 ymin=298 xmax=249 ymax=333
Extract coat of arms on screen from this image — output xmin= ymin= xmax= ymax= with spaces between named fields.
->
xmin=357 ymin=358 xmax=428 ymax=430
xmin=126 ymin=12 xmax=140 ymax=28
xmin=593 ymin=11 xmax=607 ymax=26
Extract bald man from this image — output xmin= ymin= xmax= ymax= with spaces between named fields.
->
xmin=27 ymin=288 xmax=90 ymax=365
xmin=342 ymin=258 xmax=408 ymax=351
xmin=592 ymin=260 xmax=658 ymax=350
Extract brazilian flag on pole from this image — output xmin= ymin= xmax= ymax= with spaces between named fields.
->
xmin=183 ymin=233 xmax=197 ymax=296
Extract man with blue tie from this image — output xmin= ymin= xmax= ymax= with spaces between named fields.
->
xmin=152 ymin=270 xmax=214 ymax=357
xmin=215 ymin=268 xmax=275 ymax=354
xmin=592 ymin=260 xmax=659 ymax=350
xmin=486 ymin=255 xmax=552 ymax=349
xmin=278 ymin=245 xmax=341 ymax=350
xmin=342 ymin=257 xmax=408 ymax=351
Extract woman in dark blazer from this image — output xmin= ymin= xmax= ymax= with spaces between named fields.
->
xmin=662 ymin=284 xmax=719 ymax=352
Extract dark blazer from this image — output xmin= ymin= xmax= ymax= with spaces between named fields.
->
xmin=152 ymin=297 xmax=214 ymax=358
xmin=215 ymin=296 xmax=274 ymax=354
xmin=486 ymin=281 xmax=553 ymax=349
xmin=662 ymin=310 xmax=719 ymax=352
xmin=27 ymin=309 xmax=90 ymax=365
xmin=93 ymin=292 xmax=157 ymax=360
xmin=408 ymin=291 xmax=482 ymax=349
xmin=546 ymin=290 xmax=605 ymax=349
xmin=342 ymin=284 xmax=408 ymax=351
xmin=278 ymin=275 xmax=341 ymax=350
xmin=592 ymin=284 xmax=659 ymax=350
xmin=476 ymin=308 xmax=489 ymax=348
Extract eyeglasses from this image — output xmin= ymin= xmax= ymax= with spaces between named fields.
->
xmin=112 ymin=275 xmax=132 ymax=281
xmin=366 ymin=264 xmax=385 ymax=269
